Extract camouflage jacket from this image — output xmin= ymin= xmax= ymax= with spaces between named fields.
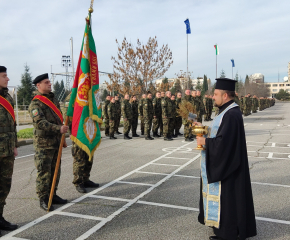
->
xmin=122 ymin=99 xmax=133 ymax=119
xmin=0 ymin=87 xmax=17 ymax=157
xmin=171 ymin=99 xmax=177 ymax=117
xmin=196 ymin=96 xmax=205 ymax=115
xmin=115 ymin=99 xmax=121 ymax=117
xmin=234 ymin=95 xmax=240 ymax=107
xmin=131 ymin=100 xmax=139 ymax=119
xmin=28 ymin=91 xmax=62 ymax=149
xmin=108 ymin=102 xmax=116 ymax=120
xmin=182 ymin=95 xmax=192 ymax=103
xmin=103 ymin=100 xmax=110 ymax=119
xmin=152 ymin=97 xmax=162 ymax=117
xmin=161 ymin=96 xmax=173 ymax=118
xmin=138 ymin=98 xmax=145 ymax=116
xmin=176 ymin=97 xmax=182 ymax=117
xmin=143 ymin=98 xmax=153 ymax=119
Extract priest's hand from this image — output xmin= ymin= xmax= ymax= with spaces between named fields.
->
xmin=196 ymin=136 xmax=206 ymax=146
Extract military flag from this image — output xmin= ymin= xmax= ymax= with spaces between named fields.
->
xmin=66 ymin=12 xmax=102 ymax=160
xmin=214 ymin=44 xmax=219 ymax=55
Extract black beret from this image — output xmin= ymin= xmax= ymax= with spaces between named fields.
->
xmin=33 ymin=73 xmax=49 ymax=85
xmin=215 ymin=78 xmax=237 ymax=91
xmin=0 ymin=66 xmax=7 ymax=73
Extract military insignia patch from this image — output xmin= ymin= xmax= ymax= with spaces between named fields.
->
xmin=65 ymin=102 xmax=69 ymax=108
xmin=32 ymin=109 xmax=39 ymax=117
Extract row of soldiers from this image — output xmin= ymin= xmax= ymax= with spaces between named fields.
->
xmin=102 ymin=89 xmax=215 ymax=141
xmin=234 ymin=93 xmax=275 ymax=116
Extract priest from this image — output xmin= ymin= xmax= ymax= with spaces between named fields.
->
xmin=196 ymin=78 xmax=257 ymax=240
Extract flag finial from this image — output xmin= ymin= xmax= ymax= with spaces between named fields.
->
xmin=89 ymin=0 xmax=94 ymax=13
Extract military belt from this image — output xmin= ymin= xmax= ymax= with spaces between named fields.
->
xmin=34 ymin=129 xmax=55 ymax=136
xmin=0 ymin=126 xmax=15 ymax=133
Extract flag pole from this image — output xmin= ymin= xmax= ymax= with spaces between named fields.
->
xmin=47 ymin=116 xmax=69 ymax=212
xmin=216 ymin=51 xmax=217 ymax=79
xmin=187 ymin=32 xmax=188 ymax=89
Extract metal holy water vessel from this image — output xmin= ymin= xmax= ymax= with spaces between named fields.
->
xmin=192 ymin=125 xmax=209 ymax=150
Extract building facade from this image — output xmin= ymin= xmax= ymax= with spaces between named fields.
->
xmin=265 ymin=82 xmax=290 ymax=97
xmin=249 ymin=73 xmax=264 ymax=83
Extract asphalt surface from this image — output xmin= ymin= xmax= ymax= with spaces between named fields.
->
xmin=1 ymin=102 xmax=290 ymax=240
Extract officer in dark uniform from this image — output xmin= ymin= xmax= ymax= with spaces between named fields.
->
xmin=108 ymin=97 xmax=117 ymax=139
xmin=114 ymin=95 xmax=122 ymax=134
xmin=143 ymin=91 xmax=154 ymax=140
xmin=131 ymin=95 xmax=139 ymax=137
xmin=0 ymin=66 xmax=18 ymax=233
xmin=122 ymin=93 xmax=133 ymax=139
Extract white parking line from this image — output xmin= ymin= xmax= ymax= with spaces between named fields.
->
xmin=150 ymin=163 xmax=182 ymax=167
xmin=137 ymin=200 xmax=199 ymax=211
xmin=116 ymin=180 xmax=154 ymax=186
xmin=54 ymin=211 xmax=105 ymax=221
xmin=252 ymin=182 xmax=290 ymax=188
xmin=136 ymin=171 xmax=169 ymax=176
xmin=88 ymin=195 xmax=130 ymax=202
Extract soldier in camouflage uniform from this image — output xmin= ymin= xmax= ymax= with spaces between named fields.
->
xmin=162 ymin=91 xmax=173 ymax=141
xmin=243 ymin=95 xmax=249 ymax=116
xmin=131 ymin=95 xmax=139 ymax=137
xmin=196 ymin=90 xmax=205 ymax=123
xmin=174 ymin=92 xmax=183 ymax=137
xmin=0 ymin=66 xmax=18 ymax=233
xmin=234 ymin=92 xmax=241 ymax=111
xmin=152 ymin=91 xmax=162 ymax=137
xmin=64 ymin=93 xmax=99 ymax=194
xmin=143 ymin=92 xmax=154 ymax=140
xmin=103 ymin=95 xmax=111 ymax=136
xmin=108 ymin=97 xmax=117 ymax=139
xmin=170 ymin=95 xmax=177 ymax=138
xmin=138 ymin=94 xmax=146 ymax=135
xmin=204 ymin=95 xmax=213 ymax=121
xmin=182 ymin=89 xmax=193 ymax=141
xmin=208 ymin=95 xmax=213 ymax=120
xmin=240 ymin=96 xmax=244 ymax=115
xmin=114 ymin=95 xmax=122 ymax=134
xmin=252 ymin=95 xmax=258 ymax=113
xmin=29 ymin=73 xmax=69 ymax=211
xmin=122 ymin=93 xmax=133 ymax=139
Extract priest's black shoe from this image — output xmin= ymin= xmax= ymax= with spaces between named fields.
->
xmin=132 ymin=134 xmax=140 ymax=137
xmin=185 ymin=138 xmax=193 ymax=142
xmin=0 ymin=216 xmax=18 ymax=231
xmin=84 ymin=180 xmax=100 ymax=188
xmin=110 ymin=136 xmax=117 ymax=139
xmin=52 ymin=195 xmax=68 ymax=204
xmin=76 ymin=184 xmax=87 ymax=193
xmin=40 ymin=197 xmax=54 ymax=211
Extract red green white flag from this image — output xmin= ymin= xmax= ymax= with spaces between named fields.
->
xmin=214 ymin=44 xmax=219 ymax=55
xmin=66 ymin=13 xmax=102 ymax=160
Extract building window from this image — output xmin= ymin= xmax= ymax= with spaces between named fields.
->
xmin=272 ymin=89 xmax=278 ymax=92
xmin=279 ymin=84 xmax=284 ymax=87
xmin=286 ymin=84 xmax=290 ymax=86
xmin=272 ymin=84 xmax=278 ymax=87
xmin=266 ymin=84 xmax=271 ymax=87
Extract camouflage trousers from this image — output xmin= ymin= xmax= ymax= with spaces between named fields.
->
xmin=197 ymin=114 xmax=203 ymax=123
xmin=114 ymin=115 xmax=121 ymax=132
xmin=152 ymin=116 xmax=162 ymax=134
xmin=0 ymin=155 xmax=14 ymax=215
xmin=183 ymin=119 xmax=192 ymax=139
xmin=174 ymin=117 xmax=182 ymax=135
xmin=109 ymin=119 xmax=115 ymax=136
xmin=124 ymin=119 xmax=132 ymax=135
xmin=140 ymin=116 xmax=145 ymax=134
xmin=252 ymin=106 xmax=257 ymax=113
xmin=131 ymin=117 xmax=138 ymax=135
xmin=144 ymin=117 xmax=153 ymax=136
xmin=105 ymin=118 xmax=110 ymax=135
xmin=205 ymin=109 xmax=212 ymax=120
xmin=170 ymin=117 xmax=175 ymax=136
xmin=34 ymin=148 xmax=60 ymax=199
xmin=162 ymin=118 xmax=173 ymax=137
xmin=72 ymin=143 xmax=93 ymax=185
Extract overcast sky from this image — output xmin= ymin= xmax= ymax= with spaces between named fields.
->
xmin=1 ymin=0 xmax=289 ymax=87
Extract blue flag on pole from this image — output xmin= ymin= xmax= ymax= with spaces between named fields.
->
xmin=184 ymin=19 xmax=191 ymax=34
xmin=231 ymin=59 xmax=235 ymax=67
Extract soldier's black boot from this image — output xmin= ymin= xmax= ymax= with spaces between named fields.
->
xmin=40 ymin=196 xmax=54 ymax=211
xmin=52 ymin=195 xmax=68 ymax=204
xmin=185 ymin=138 xmax=193 ymax=142
xmin=124 ymin=133 xmax=131 ymax=140
xmin=84 ymin=180 xmax=100 ymax=188
xmin=0 ymin=215 xmax=18 ymax=231
xmin=153 ymin=131 xmax=159 ymax=137
xmin=164 ymin=134 xmax=173 ymax=141
xmin=132 ymin=132 xmax=139 ymax=137
xmin=145 ymin=134 xmax=154 ymax=140
xmin=76 ymin=183 xmax=87 ymax=193
xmin=116 ymin=131 xmax=122 ymax=135
xmin=110 ymin=134 xmax=117 ymax=139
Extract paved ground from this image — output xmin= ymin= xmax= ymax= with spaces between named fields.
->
xmin=1 ymin=102 xmax=290 ymax=240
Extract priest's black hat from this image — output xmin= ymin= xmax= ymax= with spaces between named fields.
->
xmin=215 ymin=78 xmax=237 ymax=91
xmin=0 ymin=66 xmax=7 ymax=73
xmin=33 ymin=73 xmax=49 ymax=85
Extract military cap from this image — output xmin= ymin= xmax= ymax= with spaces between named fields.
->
xmin=33 ymin=73 xmax=49 ymax=85
xmin=215 ymin=78 xmax=237 ymax=91
xmin=0 ymin=66 xmax=7 ymax=73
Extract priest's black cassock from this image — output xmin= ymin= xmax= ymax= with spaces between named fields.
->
xmin=198 ymin=100 xmax=257 ymax=240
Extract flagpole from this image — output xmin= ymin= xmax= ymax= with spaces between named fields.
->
xmin=187 ymin=33 xmax=188 ymax=89
xmin=47 ymin=116 xmax=69 ymax=212
xmin=232 ymin=66 xmax=233 ymax=79
xmin=216 ymin=53 xmax=217 ymax=79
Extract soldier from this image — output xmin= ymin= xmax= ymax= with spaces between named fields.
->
xmin=162 ymin=91 xmax=173 ymax=141
xmin=208 ymin=95 xmax=213 ymax=120
xmin=131 ymin=95 xmax=139 ymax=137
xmin=174 ymin=92 xmax=183 ymax=137
xmin=143 ymin=91 xmax=154 ymax=140
xmin=122 ymin=93 xmax=133 ymax=139
xmin=196 ymin=90 xmax=205 ymax=123
xmin=243 ymin=94 xmax=249 ymax=116
xmin=252 ymin=95 xmax=258 ymax=113
xmin=29 ymin=73 xmax=69 ymax=211
xmin=204 ymin=95 xmax=213 ymax=121
xmin=161 ymin=91 xmax=165 ymax=99
xmin=64 ymin=93 xmax=100 ymax=194
xmin=182 ymin=89 xmax=193 ymax=141
xmin=108 ymin=97 xmax=117 ymax=139
xmin=234 ymin=92 xmax=241 ymax=109
xmin=114 ymin=95 xmax=122 ymax=135
xmin=103 ymin=95 xmax=111 ymax=136
xmin=152 ymin=91 xmax=162 ymax=137
xmin=138 ymin=94 xmax=146 ymax=135
xmin=0 ymin=66 xmax=18 ymax=233
xmin=170 ymin=94 xmax=177 ymax=138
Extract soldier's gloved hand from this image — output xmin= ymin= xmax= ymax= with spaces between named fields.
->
xmin=60 ymin=125 xmax=69 ymax=134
